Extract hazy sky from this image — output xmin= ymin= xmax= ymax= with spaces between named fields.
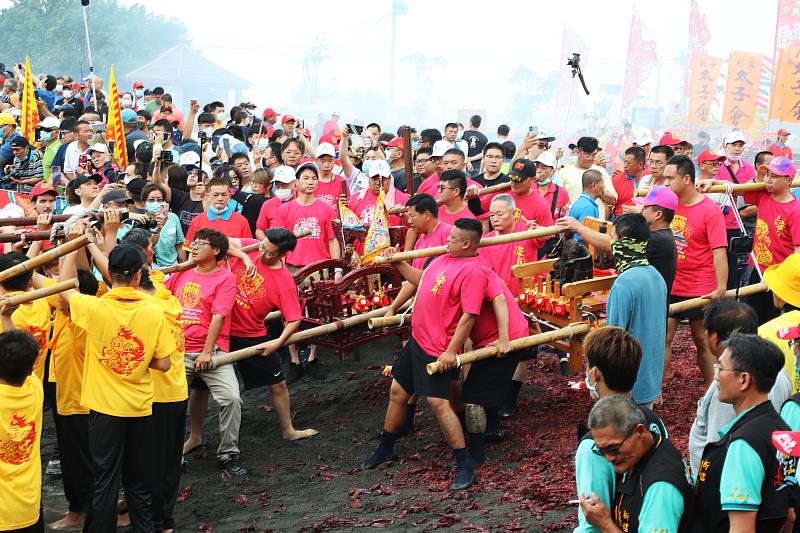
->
xmin=32 ymin=0 xmax=789 ymax=134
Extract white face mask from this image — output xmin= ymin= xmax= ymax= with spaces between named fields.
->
xmin=275 ymin=188 xmax=293 ymax=201
xmin=55 ymin=84 xmax=63 ymax=93
xmin=62 ymin=90 xmax=73 ymax=99
xmin=202 ymin=127 xmax=214 ymax=138
xmin=726 ymin=153 xmax=742 ymax=162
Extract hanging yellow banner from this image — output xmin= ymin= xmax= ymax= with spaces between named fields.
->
xmin=722 ymin=52 xmax=763 ymax=128
xmin=770 ymin=45 xmax=800 ymax=122
xmin=688 ymin=55 xmax=723 ymax=125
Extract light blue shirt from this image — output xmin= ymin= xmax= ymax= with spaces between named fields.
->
xmin=574 ymin=438 xmax=615 ymax=532
xmin=607 ymin=265 xmax=667 ymax=404
xmin=117 ymin=212 xmax=185 ymax=268
xmin=718 ymin=406 xmax=763 ymax=512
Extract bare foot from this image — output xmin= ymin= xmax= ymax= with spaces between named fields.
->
xmin=283 ymin=428 xmax=319 ymax=441
xmin=183 ymin=436 xmax=203 ymax=455
xmin=117 ymin=513 xmax=130 ymax=528
xmin=49 ymin=512 xmax=86 ymax=530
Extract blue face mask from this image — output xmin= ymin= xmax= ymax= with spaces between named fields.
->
xmin=385 ymin=155 xmax=393 ymax=165
xmin=411 ymin=140 xmax=420 ymax=151
xmin=40 ymin=131 xmax=52 ymax=142
xmin=210 ymin=205 xmax=227 ymax=216
xmin=538 ymin=176 xmax=552 ymax=186
xmin=145 ymin=201 xmax=162 ymax=214
xmin=134 ymin=89 xmax=144 ymax=98
xmin=256 ymin=138 xmax=269 ymax=150
xmin=362 ymin=160 xmax=373 ymax=176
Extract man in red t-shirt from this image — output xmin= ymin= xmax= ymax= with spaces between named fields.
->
xmin=498 ymin=159 xmax=554 ymax=232
xmin=184 ymin=178 xmax=252 ymax=249
xmin=611 ymin=146 xmax=646 ymax=217
xmin=437 ymin=169 xmax=477 ymax=225
xmin=703 ymin=156 xmax=800 ymax=322
xmin=664 ymin=155 xmax=728 ymax=387
xmin=227 ymin=228 xmax=318 ymax=441
xmin=314 ymin=142 xmax=349 ymax=210
xmin=360 ymin=219 xmax=488 ymax=491
xmin=276 ymin=161 xmax=342 ymax=380
xmin=535 ymin=152 xmax=570 ymax=221
xmin=164 ymin=228 xmax=246 ymax=475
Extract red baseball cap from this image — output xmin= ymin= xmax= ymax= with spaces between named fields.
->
xmin=263 ymin=108 xmax=278 ymax=118
xmin=778 ymin=128 xmax=792 ymax=136
xmin=132 ymin=81 xmax=144 ymax=89
xmin=778 ymin=324 xmax=800 ymax=341
xmin=281 ymin=114 xmax=296 ymax=124
xmin=381 ymin=137 xmax=404 ymax=149
xmin=697 ymin=150 xmax=726 ymax=164
xmin=30 ymin=182 xmax=57 ymax=199
xmin=318 ymin=130 xmax=342 ymax=146
xmin=658 ymin=132 xmax=688 ymax=146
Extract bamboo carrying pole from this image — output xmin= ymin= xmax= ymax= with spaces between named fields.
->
xmin=373 ymin=226 xmax=561 ymax=264
xmin=636 ymin=179 xmax=800 ymax=197
xmin=0 ymin=230 xmax=60 ymax=244
xmin=0 ymin=234 xmax=92 ymax=283
xmin=386 ymin=182 xmax=512 ymax=215
xmin=3 ymin=279 xmax=79 ymax=306
xmin=157 ymin=229 xmax=312 ymax=275
xmin=368 ymin=313 xmax=412 ymax=329
xmin=209 ymin=300 xmax=413 ymax=369
xmin=426 ymin=322 xmax=601 ymax=375
xmin=668 ymin=282 xmax=768 ymax=315
xmin=0 ymin=214 xmax=72 ymax=227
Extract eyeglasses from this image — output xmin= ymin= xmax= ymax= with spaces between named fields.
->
xmin=713 ymin=363 xmax=742 ymax=375
xmin=189 ymin=241 xmax=211 ymax=250
xmin=536 ymin=143 xmax=549 ymax=149
xmin=484 ymin=154 xmax=504 ymax=161
xmin=415 ymin=158 xmax=431 ymax=165
xmin=647 ymin=159 xmax=666 ymax=166
xmin=591 ymin=427 xmax=636 ymax=457
xmin=701 ymin=161 xmax=721 ymax=167
xmin=437 ymin=185 xmax=456 ymax=192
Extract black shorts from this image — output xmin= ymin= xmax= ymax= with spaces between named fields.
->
xmin=230 ymin=335 xmax=285 ymax=389
xmin=669 ymin=294 xmax=705 ymax=321
xmin=461 ymin=348 xmax=534 ymax=409
xmin=391 ymin=337 xmax=459 ymax=399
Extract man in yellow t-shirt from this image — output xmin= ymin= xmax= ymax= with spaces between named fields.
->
xmin=760 ymin=254 xmax=800 ymax=392
xmin=60 ymin=239 xmax=174 ymax=533
xmin=0 ymin=252 xmax=54 ymax=382
xmin=139 ymin=268 xmax=187 ymax=533
xmin=44 ymin=270 xmax=100 ymax=530
xmin=0 ymin=328 xmax=45 ymax=532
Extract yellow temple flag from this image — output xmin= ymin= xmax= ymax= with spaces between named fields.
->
xmin=20 ymin=56 xmax=39 ymax=144
xmin=105 ymin=65 xmax=129 ymax=168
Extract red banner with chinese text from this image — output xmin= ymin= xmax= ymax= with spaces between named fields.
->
xmin=722 ymin=52 xmax=763 ymax=128
xmin=688 ymin=55 xmax=723 ymax=124
xmin=621 ymin=8 xmax=658 ymax=110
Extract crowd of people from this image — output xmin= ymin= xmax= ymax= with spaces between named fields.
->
xmin=1 ymin=68 xmax=800 ymax=533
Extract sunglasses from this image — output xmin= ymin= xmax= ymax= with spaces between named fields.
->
xmin=591 ymin=427 xmax=636 ymax=457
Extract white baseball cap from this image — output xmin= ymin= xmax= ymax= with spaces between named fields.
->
xmin=368 ymin=159 xmax=391 ymax=178
xmin=87 ymin=143 xmax=109 ymax=154
xmin=179 ymin=151 xmax=201 ymax=167
xmin=431 ymin=140 xmax=449 ymax=157
xmin=632 ymin=129 xmax=653 ymax=146
xmin=534 ymin=152 xmax=558 ymax=168
xmin=533 ymin=130 xmax=556 ymax=142
xmin=272 ymin=165 xmax=297 ymax=184
xmin=316 ymin=142 xmax=336 ymax=159
xmin=724 ymin=130 xmax=747 ymax=145
xmin=39 ymin=116 xmax=60 ymax=129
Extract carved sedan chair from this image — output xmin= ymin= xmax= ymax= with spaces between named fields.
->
xmin=512 ymin=217 xmax=616 ymax=373
xmin=285 ymin=221 xmax=410 ymax=360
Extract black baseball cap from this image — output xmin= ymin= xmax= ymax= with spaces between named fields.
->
xmin=126 ymin=178 xmax=146 ymax=199
xmin=74 ymin=173 xmax=102 ymax=187
xmin=109 ymin=243 xmax=146 ymax=276
xmin=10 ymin=136 xmax=29 ymax=149
xmin=101 ymin=188 xmax=133 ymax=205
xmin=508 ymin=159 xmax=537 ymax=181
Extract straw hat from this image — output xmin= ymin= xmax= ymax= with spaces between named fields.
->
xmin=764 ymin=254 xmax=800 ymax=308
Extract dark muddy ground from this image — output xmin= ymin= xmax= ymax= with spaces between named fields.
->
xmin=40 ymin=325 xmax=703 ymax=532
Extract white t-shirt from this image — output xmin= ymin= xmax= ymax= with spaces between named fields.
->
xmin=63 ymin=141 xmax=87 ymax=174
xmin=558 ymin=163 xmax=615 ymax=218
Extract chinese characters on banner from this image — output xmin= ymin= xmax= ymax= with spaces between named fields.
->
xmin=688 ymin=55 xmax=723 ymax=125
xmin=722 ymin=52 xmax=763 ymax=128
xmin=776 ymin=0 xmax=800 ymax=50
xmin=770 ymin=45 xmax=800 ymax=122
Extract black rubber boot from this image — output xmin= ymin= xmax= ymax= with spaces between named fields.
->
xmin=484 ymin=408 xmax=505 ymax=442
xmin=450 ymin=448 xmax=476 ymax=490
xmin=467 ymin=432 xmax=486 ymax=466
xmin=360 ymin=431 xmax=399 ymax=469
xmin=499 ymin=380 xmax=523 ymax=418
xmin=397 ymin=403 xmax=417 ymax=438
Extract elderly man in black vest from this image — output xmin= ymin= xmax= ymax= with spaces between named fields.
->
xmin=580 ymin=395 xmax=697 ymax=533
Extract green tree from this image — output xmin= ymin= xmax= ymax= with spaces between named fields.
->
xmin=0 ymin=0 xmax=187 ymax=79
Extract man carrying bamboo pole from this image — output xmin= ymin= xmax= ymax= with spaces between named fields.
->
xmin=664 ymin=155 xmax=728 ymax=387
xmin=163 ymin=229 xmax=246 ymax=477
xmin=360 ymin=219 xmax=489 ymax=490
